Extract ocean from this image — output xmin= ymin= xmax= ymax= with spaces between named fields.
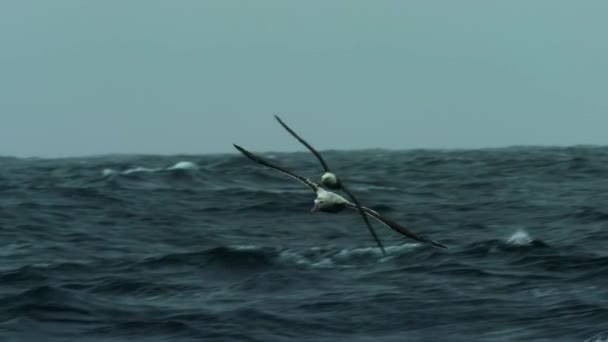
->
xmin=1 ymin=146 xmax=607 ymax=341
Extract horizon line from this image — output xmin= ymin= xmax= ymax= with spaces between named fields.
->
xmin=1 ymin=143 xmax=606 ymax=160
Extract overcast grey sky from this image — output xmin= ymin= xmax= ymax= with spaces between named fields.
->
xmin=1 ymin=1 xmax=607 ymax=157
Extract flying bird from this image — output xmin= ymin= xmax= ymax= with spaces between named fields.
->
xmin=273 ymin=115 xmax=387 ymax=255
xmin=234 ymin=144 xmax=447 ymax=250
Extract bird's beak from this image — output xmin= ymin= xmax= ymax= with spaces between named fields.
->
xmin=310 ymin=203 xmax=319 ymax=213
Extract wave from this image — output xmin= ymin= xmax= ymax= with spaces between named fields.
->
xmin=569 ymin=206 xmax=608 ymax=223
xmin=279 ymin=242 xmax=425 ymax=269
xmin=511 ymin=252 xmax=608 ymax=274
xmin=101 ymin=161 xmax=199 ymax=177
xmin=89 ymin=319 xmax=202 ymax=339
xmin=166 ymin=161 xmax=198 ymax=171
xmin=460 ymin=229 xmax=551 ymax=259
xmin=0 ymin=285 xmax=97 ymax=324
xmin=585 ymin=330 xmax=608 ymax=342
xmin=0 ymin=284 xmax=205 ymax=339
xmin=506 ymin=229 xmax=535 ymax=246
xmin=0 ymin=265 xmax=48 ymax=284
xmin=131 ymin=242 xmax=428 ymax=274
xmin=88 ymin=278 xmax=198 ymax=298
xmin=138 ymin=246 xmax=278 ymax=270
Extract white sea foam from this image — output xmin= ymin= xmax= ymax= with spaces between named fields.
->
xmin=167 ymin=161 xmax=199 ymax=171
xmin=506 ymin=229 xmax=534 ymax=246
xmin=278 ymin=242 xmax=417 ymax=268
xmin=123 ymin=167 xmax=161 ymax=175
xmin=101 ymin=168 xmax=118 ymax=177
xmin=101 ymin=160 xmax=198 ymax=177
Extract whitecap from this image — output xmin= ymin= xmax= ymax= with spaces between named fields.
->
xmin=123 ymin=167 xmax=161 ymax=175
xmin=335 ymin=243 xmax=419 ymax=261
xmin=278 ymin=242 xmax=416 ymax=268
xmin=506 ymin=229 xmax=534 ymax=246
xmin=100 ymin=162 xmax=197 ymax=177
xmin=101 ymin=168 xmax=118 ymax=177
xmin=334 ymin=246 xmax=383 ymax=260
xmin=167 ymin=161 xmax=199 ymax=171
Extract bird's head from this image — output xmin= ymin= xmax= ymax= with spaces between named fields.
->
xmin=310 ymin=198 xmax=323 ymax=213
xmin=320 ymin=172 xmax=340 ymax=189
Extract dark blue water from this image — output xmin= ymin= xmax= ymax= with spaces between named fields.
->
xmin=1 ymin=146 xmax=608 ymax=341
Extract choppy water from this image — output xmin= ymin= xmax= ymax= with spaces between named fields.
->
xmin=1 ymin=146 xmax=608 ymax=341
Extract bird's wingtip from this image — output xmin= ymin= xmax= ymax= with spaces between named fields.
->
xmin=419 ymin=233 xmax=448 ymax=249
xmin=432 ymin=241 xmax=448 ymax=249
xmin=233 ymin=144 xmax=246 ymax=153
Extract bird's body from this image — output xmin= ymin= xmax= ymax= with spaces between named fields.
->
xmin=312 ymin=187 xmax=349 ymax=213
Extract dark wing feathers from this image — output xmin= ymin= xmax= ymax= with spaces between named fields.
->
xmin=233 ymin=144 xmax=319 ymax=192
xmin=341 ymin=185 xmax=387 ymax=256
xmin=346 ymin=203 xmax=448 ymax=249
xmin=274 ymin=115 xmax=331 ymax=173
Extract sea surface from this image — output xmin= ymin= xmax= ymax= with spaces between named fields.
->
xmin=1 ymin=146 xmax=608 ymax=341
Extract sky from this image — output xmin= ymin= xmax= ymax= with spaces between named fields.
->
xmin=1 ymin=1 xmax=607 ymax=158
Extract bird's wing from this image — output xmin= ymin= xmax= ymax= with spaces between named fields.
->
xmin=233 ymin=144 xmax=319 ymax=192
xmin=345 ymin=203 xmax=448 ymax=249
xmin=340 ymin=185 xmax=386 ymax=256
xmin=274 ymin=115 xmax=331 ymax=173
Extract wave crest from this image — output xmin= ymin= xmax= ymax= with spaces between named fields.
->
xmin=167 ymin=161 xmax=198 ymax=171
xmin=101 ymin=161 xmax=199 ymax=177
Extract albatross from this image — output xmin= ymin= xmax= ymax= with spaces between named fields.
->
xmin=233 ymin=144 xmax=447 ymax=250
xmin=273 ymin=115 xmax=387 ymax=255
